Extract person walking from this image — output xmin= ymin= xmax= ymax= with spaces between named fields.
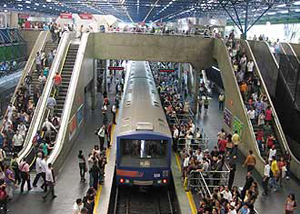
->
xmin=10 ymin=154 xmax=21 ymax=186
xmin=243 ymin=150 xmax=256 ymax=172
xmin=35 ymin=52 xmax=42 ymax=74
xmin=33 ymin=152 xmax=45 ymax=188
xmin=19 ymin=159 xmax=31 ymax=193
xmin=284 ymin=194 xmax=297 ymax=214
xmin=42 ymin=163 xmax=57 ymax=201
xmin=78 ymin=150 xmax=87 ymax=182
xmin=111 ymin=103 xmax=117 ymax=124
xmin=262 ymin=161 xmax=270 ymax=196
xmin=53 ymin=72 xmax=62 ymax=94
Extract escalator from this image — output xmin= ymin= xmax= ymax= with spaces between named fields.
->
xmin=246 ymin=40 xmax=300 ymax=179
xmin=24 ymin=43 xmax=79 ymax=168
xmin=30 ymin=41 xmax=58 ymax=95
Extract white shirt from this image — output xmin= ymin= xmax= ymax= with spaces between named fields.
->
xmin=189 ymin=123 xmax=195 ymax=134
xmin=73 ymin=203 xmax=83 ymax=214
xmin=40 ymin=159 xmax=47 ymax=173
xmin=13 ymin=134 xmax=24 ymax=147
xmin=268 ymin=149 xmax=277 ymax=161
xmin=35 ymin=157 xmax=43 ymax=174
xmin=45 ymin=167 xmax=54 ymax=182
xmin=17 ymin=124 xmax=27 ymax=137
xmin=247 ymin=109 xmax=256 ymax=119
xmin=247 ymin=61 xmax=254 ymax=72
xmin=264 ymin=164 xmax=270 ymax=177
xmin=7 ymin=105 xmax=16 ymax=119
xmin=173 ymin=129 xmax=179 ymax=139
xmin=221 ymin=190 xmax=232 ymax=201
xmin=183 ymin=157 xmax=190 ymax=168
xmin=43 ymin=120 xmax=56 ymax=131
xmin=38 ymin=75 xmax=46 ymax=84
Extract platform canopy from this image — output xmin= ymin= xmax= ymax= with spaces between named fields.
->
xmin=2 ymin=0 xmax=300 ymax=29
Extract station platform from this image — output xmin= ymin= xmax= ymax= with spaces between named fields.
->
xmin=190 ymin=92 xmax=300 ymax=214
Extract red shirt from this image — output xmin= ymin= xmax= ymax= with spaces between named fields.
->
xmin=218 ymin=139 xmax=227 ymax=152
xmin=53 ymin=74 xmax=62 ymax=85
xmin=256 ymin=130 xmax=264 ymax=141
xmin=267 ymin=136 xmax=274 ymax=148
xmin=265 ymin=109 xmax=272 ymax=121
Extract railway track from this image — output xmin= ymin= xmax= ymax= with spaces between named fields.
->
xmin=113 ymin=187 xmax=176 ymax=214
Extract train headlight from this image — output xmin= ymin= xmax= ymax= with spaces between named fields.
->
xmin=157 ymin=180 xmax=162 ymax=184
xmin=162 ymin=179 xmax=168 ymax=184
xmin=120 ymin=178 xmax=124 ymax=183
xmin=125 ymin=179 xmax=130 ymax=183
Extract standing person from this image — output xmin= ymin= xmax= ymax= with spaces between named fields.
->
xmin=73 ymin=198 xmax=84 ymax=214
xmin=53 ymin=72 xmax=62 ymax=93
xmin=12 ymin=130 xmax=24 ymax=153
xmin=32 ymin=152 xmax=45 ymax=187
xmin=270 ymin=156 xmax=279 ymax=192
xmin=111 ymin=103 xmax=117 ymax=124
xmin=0 ymin=179 xmax=8 ymax=213
xmin=42 ymin=163 xmax=56 ymax=201
xmin=4 ymin=164 xmax=14 ymax=199
xmin=78 ymin=150 xmax=87 ymax=182
xmin=284 ymin=194 xmax=297 ymax=214
xmin=243 ymin=150 xmax=256 ymax=172
xmin=38 ymin=72 xmax=46 ymax=93
xmin=228 ymin=156 xmax=237 ymax=190
xmin=47 ymin=96 xmax=57 ymax=117
xmin=35 ymin=52 xmax=42 ymax=74
xmin=42 ymin=118 xmax=57 ymax=139
xmin=19 ymin=159 xmax=31 ymax=193
xmin=262 ymin=161 xmax=270 ymax=196
xmin=96 ymin=125 xmax=105 ymax=151
xmin=10 ymin=154 xmax=21 ymax=186
xmin=218 ymin=93 xmax=225 ymax=111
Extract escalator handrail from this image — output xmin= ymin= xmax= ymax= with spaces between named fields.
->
xmin=0 ymin=31 xmax=49 ymax=132
xmin=218 ymin=39 xmax=265 ymax=164
xmin=48 ymin=33 xmax=90 ymax=164
xmin=282 ymin=42 xmax=300 ymax=64
xmin=18 ymin=32 xmax=74 ymax=162
xmin=243 ymin=40 xmax=300 ymax=165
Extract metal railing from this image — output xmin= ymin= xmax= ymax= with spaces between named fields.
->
xmin=188 ymin=164 xmax=230 ymax=191
xmin=176 ymin=137 xmax=209 ymax=151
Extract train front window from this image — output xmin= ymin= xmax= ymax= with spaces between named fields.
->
xmin=120 ymin=139 xmax=168 ymax=167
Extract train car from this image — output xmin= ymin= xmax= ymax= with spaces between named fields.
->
xmin=115 ymin=61 xmax=172 ymax=186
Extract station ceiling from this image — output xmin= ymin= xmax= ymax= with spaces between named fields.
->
xmin=2 ymin=0 xmax=300 ymax=24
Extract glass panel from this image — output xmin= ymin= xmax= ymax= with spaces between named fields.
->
xmin=120 ymin=139 xmax=168 ymax=168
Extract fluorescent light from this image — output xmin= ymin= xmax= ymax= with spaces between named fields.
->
xmin=293 ymin=1 xmax=300 ymax=5
xmin=276 ymin=4 xmax=286 ymax=8
xmin=295 ymin=9 xmax=300 ymax=12
xmin=35 ymin=3 xmax=39 ymax=6
xmin=25 ymin=1 xmax=31 ymax=3
xmin=18 ymin=4 xmax=23 ymax=7
xmin=4 ymin=9 xmax=7 ymax=12
xmin=268 ymin=12 xmax=276 ymax=15
xmin=4 ymin=4 xmax=6 ymax=7
xmin=280 ymin=10 xmax=289 ymax=14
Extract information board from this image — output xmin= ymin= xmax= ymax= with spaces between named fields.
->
xmin=232 ymin=116 xmax=244 ymax=136
xmin=223 ymin=108 xmax=233 ymax=128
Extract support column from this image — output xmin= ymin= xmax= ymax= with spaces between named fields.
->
xmin=91 ymin=59 xmax=97 ymax=110
xmin=178 ymin=62 xmax=182 ymax=92
xmin=242 ymin=0 xmax=249 ymax=39
xmin=193 ymin=69 xmax=199 ymax=114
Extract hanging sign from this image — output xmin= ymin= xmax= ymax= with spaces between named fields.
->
xmin=19 ymin=14 xmax=29 ymax=19
xmin=108 ymin=66 xmax=124 ymax=70
xmin=60 ymin=13 xmax=72 ymax=19
xmin=79 ymin=13 xmax=93 ymax=20
xmin=159 ymin=69 xmax=175 ymax=72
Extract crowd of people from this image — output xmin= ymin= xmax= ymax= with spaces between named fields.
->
xmin=226 ymin=32 xmax=294 ymax=196
xmin=151 ymin=63 xmax=264 ymax=214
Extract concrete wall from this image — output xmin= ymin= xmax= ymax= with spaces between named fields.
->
xmin=91 ymin=33 xmax=214 ymax=70
xmin=290 ymin=43 xmax=300 ymax=60
xmin=20 ymin=30 xmax=42 ymax=57
xmin=213 ymin=39 xmax=265 ymax=175
xmin=248 ymin=40 xmax=278 ymax=98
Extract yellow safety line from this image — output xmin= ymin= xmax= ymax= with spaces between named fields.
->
xmin=175 ymin=153 xmax=197 ymax=214
xmin=93 ymin=111 xmax=117 ymax=214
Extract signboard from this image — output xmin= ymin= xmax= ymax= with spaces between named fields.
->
xmin=69 ymin=114 xmax=77 ymax=141
xmin=159 ymin=69 xmax=175 ymax=73
xmin=60 ymin=13 xmax=72 ymax=19
xmin=233 ymin=116 xmax=244 ymax=136
xmin=79 ymin=13 xmax=93 ymax=20
xmin=18 ymin=14 xmax=29 ymax=19
xmin=108 ymin=66 xmax=124 ymax=70
xmin=77 ymin=104 xmax=84 ymax=126
xmin=223 ymin=108 xmax=232 ymax=128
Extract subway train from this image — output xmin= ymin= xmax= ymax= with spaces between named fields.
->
xmin=115 ymin=61 xmax=172 ymax=186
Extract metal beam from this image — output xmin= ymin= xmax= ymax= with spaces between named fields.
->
xmin=232 ymin=0 xmax=244 ymax=33
xmin=247 ymin=5 xmax=273 ymax=32
xmin=221 ymin=3 xmax=243 ymax=32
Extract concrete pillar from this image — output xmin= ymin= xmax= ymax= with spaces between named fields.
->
xmin=178 ymin=62 xmax=182 ymax=92
xmin=193 ymin=69 xmax=200 ymax=114
xmin=91 ymin=59 xmax=97 ymax=110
